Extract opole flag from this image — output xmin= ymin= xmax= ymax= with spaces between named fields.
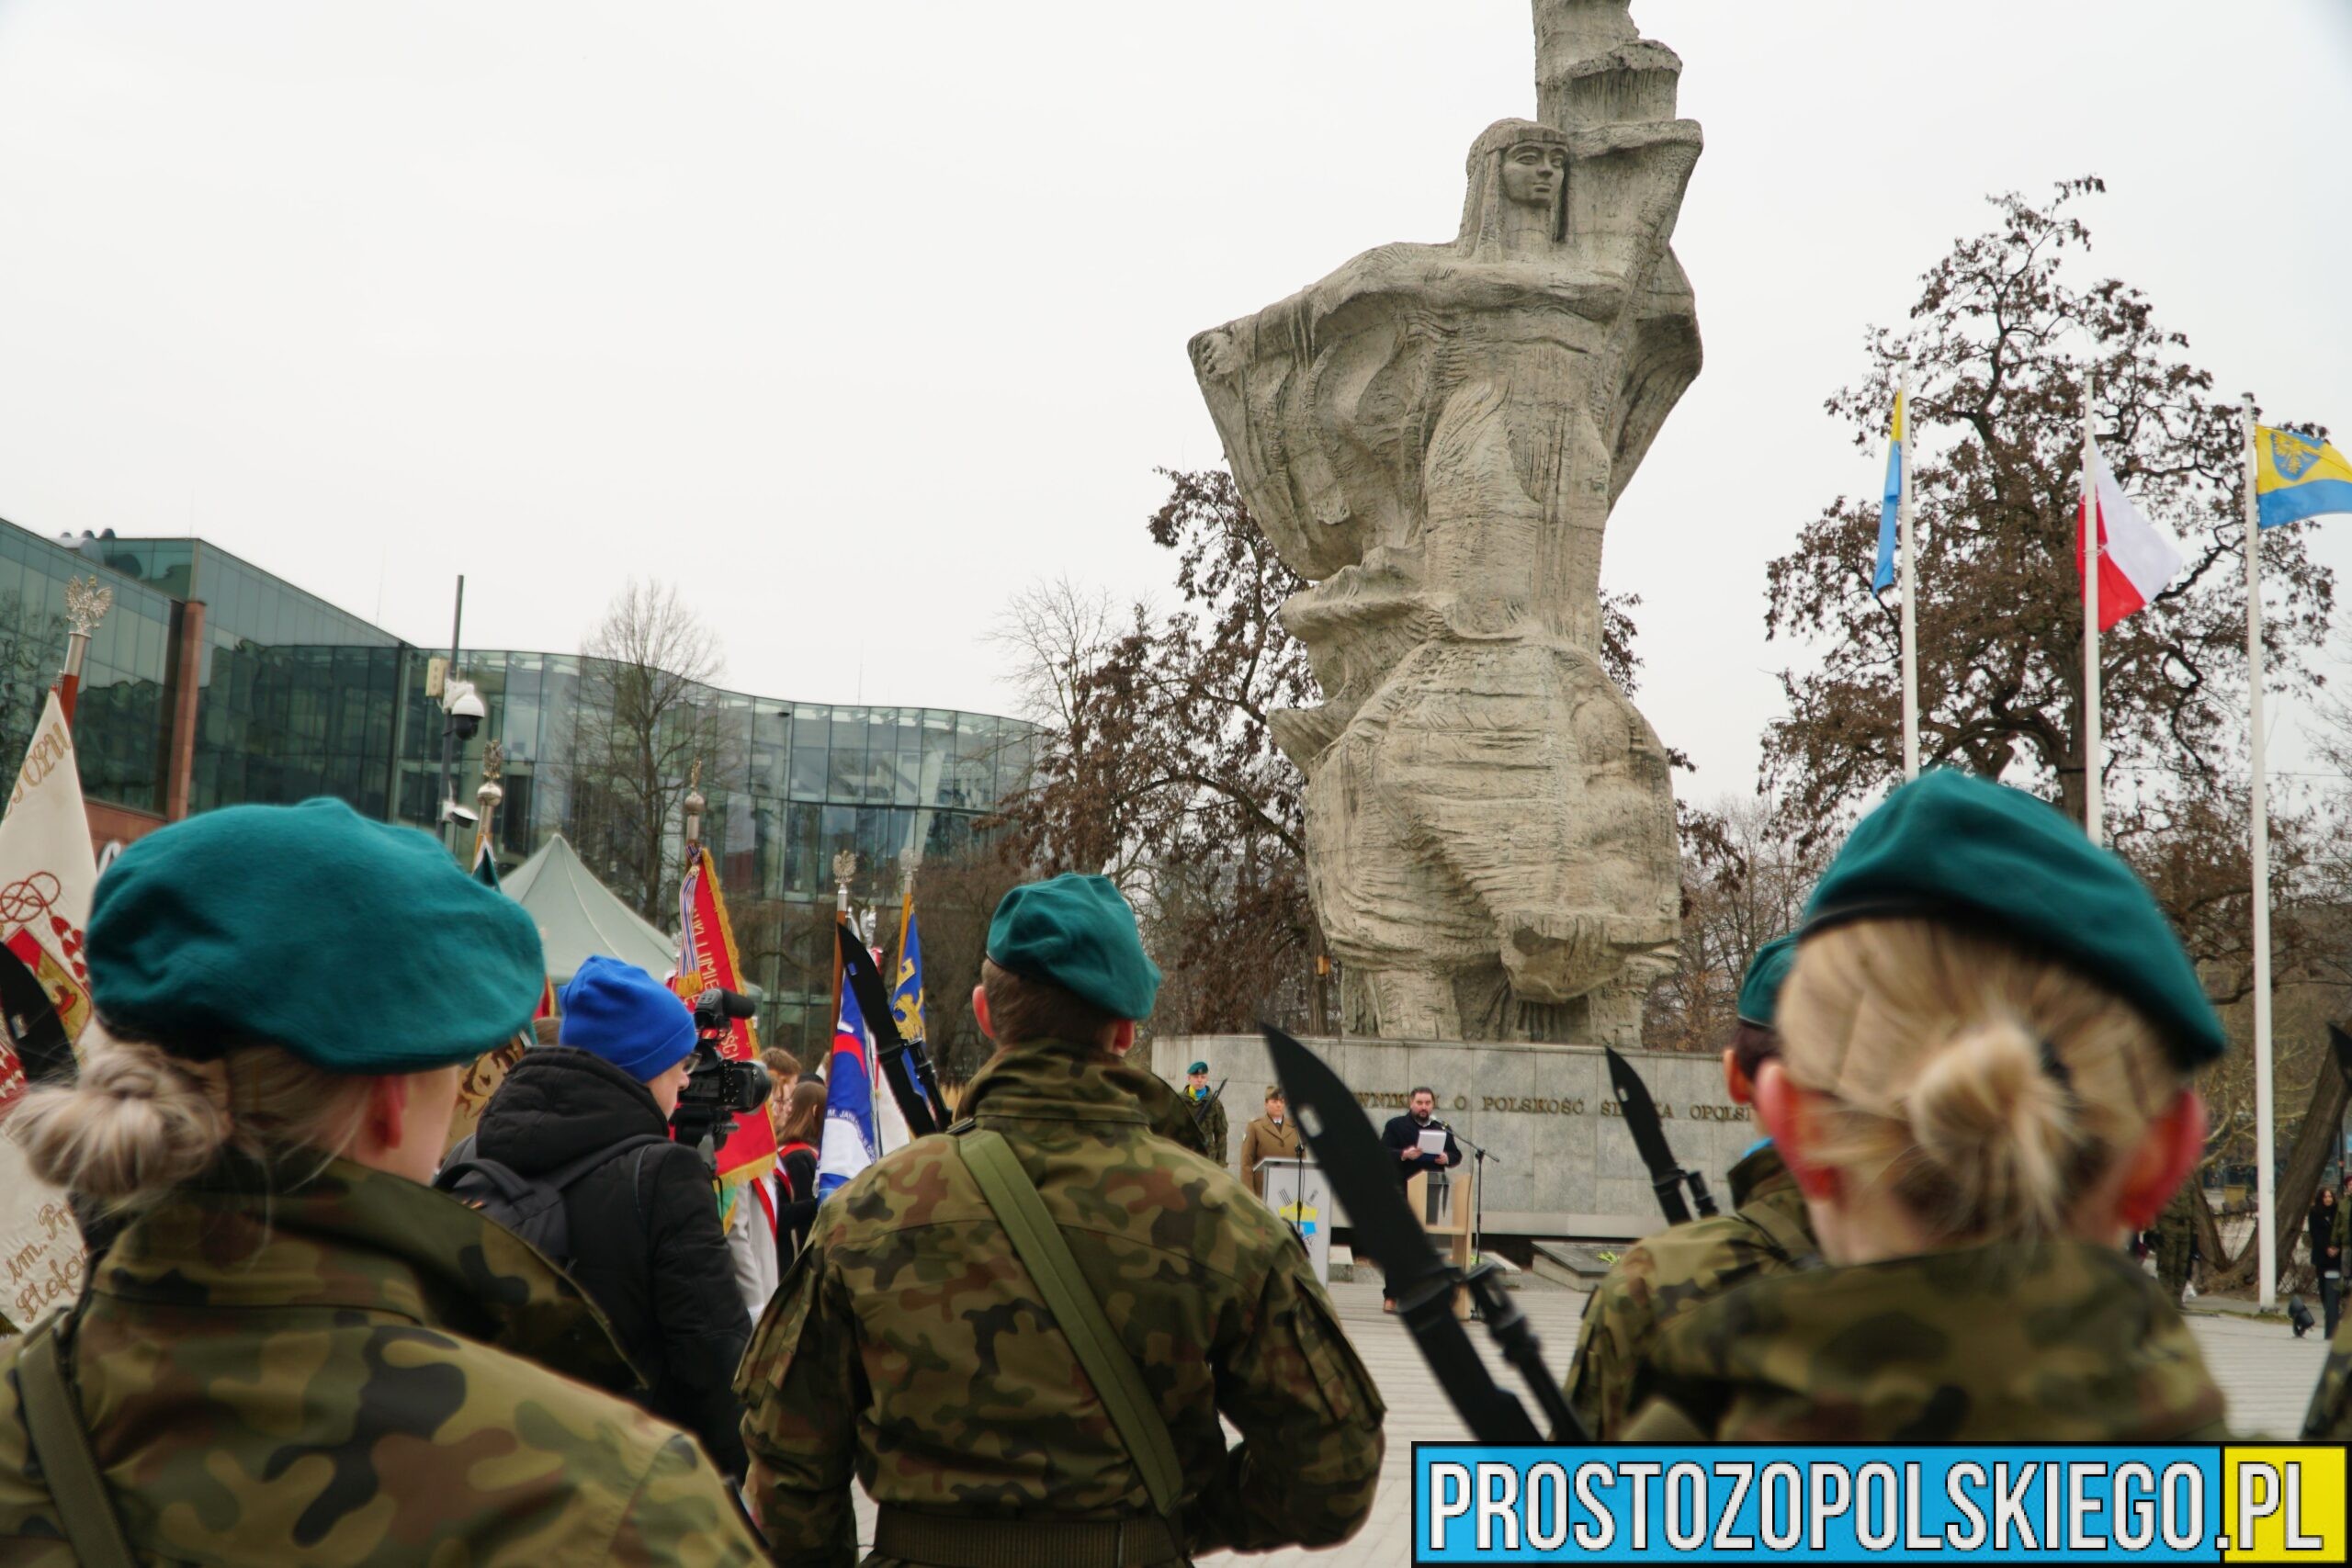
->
xmin=2076 ymin=439 xmax=2184 ymax=630
xmin=2255 ymin=425 xmax=2352 ymax=530
xmin=1872 ymin=389 xmax=1905 ymax=593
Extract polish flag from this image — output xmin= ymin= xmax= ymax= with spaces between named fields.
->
xmin=2078 ymin=443 xmax=2185 ymax=630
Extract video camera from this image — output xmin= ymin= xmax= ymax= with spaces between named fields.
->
xmin=669 ymin=987 xmax=773 ymax=1166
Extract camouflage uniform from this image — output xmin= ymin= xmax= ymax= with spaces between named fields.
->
xmin=1561 ymin=1141 xmax=1818 ymax=1438
xmin=737 ymin=1039 xmax=1385 ymax=1564
xmin=1623 ymin=1238 xmax=2228 ymax=1441
xmin=1188 ymin=1085 xmax=1229 ymax=1167
xmin=2154 ymin=1182 xmax=2199 ymax=1303
xmin=0 ymin=1153 xmax=764 ymax=1566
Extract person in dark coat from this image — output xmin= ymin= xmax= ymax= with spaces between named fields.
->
xmin=473 ymin=955 xmax=750 ymax=1478
xmin=1378 ymin=1087 xmax=1461 ymax=1310
xmin=2313 ymin=1183 xmax=2345 ymax=1339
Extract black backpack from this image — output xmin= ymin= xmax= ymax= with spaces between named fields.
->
xmin=435 ymin=1133 xmax=672 ymax=1269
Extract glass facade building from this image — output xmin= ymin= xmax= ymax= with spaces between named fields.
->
xmin=0 ymin=515 xmax=1029 ymax=1058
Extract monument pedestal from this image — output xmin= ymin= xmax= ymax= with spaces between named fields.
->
xmin=1158 ymin=1032 xmax=1757 ymax=1240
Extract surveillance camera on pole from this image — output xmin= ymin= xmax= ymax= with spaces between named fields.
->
xmin=444 ymin=679 xmax=486 ymax=742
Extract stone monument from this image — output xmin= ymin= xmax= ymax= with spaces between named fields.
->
xmin=1190 ymin=0 xmax=1700 ymax=1045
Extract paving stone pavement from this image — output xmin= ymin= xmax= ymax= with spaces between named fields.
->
xmin=842 ymin=1279 xmax=2331 ymax=1566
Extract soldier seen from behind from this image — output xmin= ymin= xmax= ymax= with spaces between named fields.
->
xmin=0 ymin=800 xmax=763 ymax=1565
xmin=1623 ymin=771 xmax=2230 ymax=1443
xmin=736 ymin=872 xmax=1385 ymax=1565
xmin=1561 ymin=933 xmax=1819 ymax=1438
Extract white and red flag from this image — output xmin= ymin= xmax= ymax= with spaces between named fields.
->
xmin=0 ymin=690 xmax=99 ymax=1331
xmin=2077 ymin=441 xmax=2186 ymax=630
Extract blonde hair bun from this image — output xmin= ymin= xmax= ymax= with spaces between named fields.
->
xmin=14 ymin=1030 xmax=232 ymax=1205
xmin=1905 ymin=1017 xmax=2075 ymax=1236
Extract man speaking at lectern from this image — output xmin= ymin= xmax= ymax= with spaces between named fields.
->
xmin=1383 ymin=1087 xmax=1462 ymax=1180
xmin=1379 ymin=1088 xmax=1463 ymax=1311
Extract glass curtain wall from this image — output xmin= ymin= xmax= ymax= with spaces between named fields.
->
xmin=400 ymin=649 xmax=1030 ymax=1057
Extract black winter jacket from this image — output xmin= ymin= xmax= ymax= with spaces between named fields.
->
xmin=472 ymin=1046 xmax=749 ymax=1476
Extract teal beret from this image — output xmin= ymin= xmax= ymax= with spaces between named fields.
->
xmin=1803 ymin=770 xmax=2223 ymax=1066
xmin=1736 ymin=934 xmax=1798 ymax=1029
xmin=986 ymin=874 xmax=1160 ymax=1021
xmin=88 ymin=798 xmax=545 ymax=1073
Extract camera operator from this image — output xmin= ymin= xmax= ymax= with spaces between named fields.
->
xmin=470 ymin=955 xmax=750 ymax=1478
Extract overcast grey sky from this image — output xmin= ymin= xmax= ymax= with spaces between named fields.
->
xmin=0 ymin=2 xmax=2346 ymax=803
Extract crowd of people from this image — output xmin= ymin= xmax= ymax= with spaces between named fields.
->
xmin=4 ymin=768 xmax=2352 ymax=1562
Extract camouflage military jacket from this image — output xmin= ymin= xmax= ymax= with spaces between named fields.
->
xmin=737 ymin=1039 xmax=1385 ymax=1565
xmin=1561 ymin=1142 xmax=1817 ymax=1438
xmin=1623 ymin=1237 xmax=2228 ymax=1442
xmin=0 ymin=1153 xmax=764 ymax=1566
xmin=1185 ymin=1084 xmax=1229 ymax=1165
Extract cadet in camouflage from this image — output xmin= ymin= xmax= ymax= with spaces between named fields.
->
xmin=737 ymin=1041 xmax=1385 ymax=1562
xmin=2154 ymin=1181 xmax=2199 ymax=1303
xmin=1184 ymin=1061 xmax=1228 ymax=1167
xmin=0 ymin=1154 xmax=765 ymax=1565
xmin=0 ymin=800 xmax=765 ymax=1566
xmin=1563 ymin=934 xmax=1818 ymax=1439
xmin=737 ymin=873 xmax=1383 ymax=1566
xmin=1562 ymin=1141 xmax=1816 ymax=1438
xmin=1618 ymin=774 xmax=2231 ymax=1443
xmin=1624 ymin=1239 xmax=2228 ymax=1441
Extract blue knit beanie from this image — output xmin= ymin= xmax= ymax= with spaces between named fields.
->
xmin=558 ymin=955 xmax=696 ymax=1081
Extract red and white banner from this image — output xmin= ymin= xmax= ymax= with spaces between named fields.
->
xmin=2078 ymin=442 xmax=2186 ymax=630
xmin=0 ymin=691 xmax=98 ymax=1331
xmin=677 ymin=845 xmax=777 ymax=1190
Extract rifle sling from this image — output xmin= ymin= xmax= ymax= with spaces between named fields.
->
xmin=17 ymin=1314 xmax=139 ymax=1568
xmin=954 ymin=1129 xmax=1187 ymax=1534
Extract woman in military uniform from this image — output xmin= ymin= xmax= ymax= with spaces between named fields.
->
xmin=0 ymin=800 xmax=764 ymax=1566
xmin=1624 ymin=771 xmax=2229 ymax=1442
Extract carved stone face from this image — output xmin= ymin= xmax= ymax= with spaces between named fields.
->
xmin=1498 ymin=142 xmax=1566 ymax=210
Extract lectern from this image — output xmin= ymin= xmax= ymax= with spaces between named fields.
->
xmin=1258 ymin=1156 xmax=1332 ymax=1285
xmin=1405 ymin=1163 xmax=1476 ymax=1319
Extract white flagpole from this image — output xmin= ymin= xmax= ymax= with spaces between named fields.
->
xmin=2082 ymin=378 xmax=2102 ymax=844
xmin=1899 ymin=373 xmax=1919 ymax=779
xmin=2245 ymin=407 xmax=2277 ymax=1307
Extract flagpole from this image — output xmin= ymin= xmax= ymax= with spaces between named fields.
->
xmin=2245 ymin=407 xmax=2277 ymax=1307
xmin=2082 ymin=377 xmax=2102 ymax=845
xmin=1899 ymin=372 xmax=1919 ymax=778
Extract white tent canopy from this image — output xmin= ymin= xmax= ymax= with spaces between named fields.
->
xmin=501 ymin=832 xmax=674 ymax=987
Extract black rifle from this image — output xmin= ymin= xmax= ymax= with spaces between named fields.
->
xmin=1189 ymin=1076 xmax=1228 ymax=1129
xmin=1262 ymin=1024 xmax=1587 ymax=1443
xmin=836 ymin=922 xmax=944 ymax=1138
xmin=1604 ymin=1046 xmax=1717 ymax=1225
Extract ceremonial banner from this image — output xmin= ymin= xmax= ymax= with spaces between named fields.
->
xmin=677 ymin=845 xmax=776 ymax=1189
xmin=0 ymin=691 xmax=97 ymax=1331
xmin=818 ymin=978 xmax=878 ymax=1196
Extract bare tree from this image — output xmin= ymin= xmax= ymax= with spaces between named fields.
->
xmin=561 ymin=580 xmax=729 ymax=921
xmin=989 ymin=577 xmax=1124 ymax=736
xmin=1645 ymin=791 xmax=1831 ymax=1053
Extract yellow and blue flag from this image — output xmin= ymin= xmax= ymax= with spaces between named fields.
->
xmin=891 ymin=896 xmax=926 ymax=1048
xmin=2256 ymin=424 xmax=2352 ymax=530
xmin=1871 ymin=389 xmax=1905 ymax=592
